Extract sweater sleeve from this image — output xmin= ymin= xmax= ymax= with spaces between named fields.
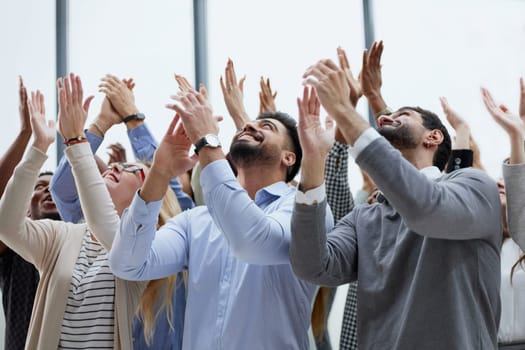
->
xmin=356 ymin=137 xmax=501 ymax=240
xmin=502 ymin=162 xmax=525 ymax=251
xmin=290 ymin=199 xmax=358 ymax=286
xmin=65 ymin=142 xmax=120 ymax=251
xmin=0 ymin=147 xmax=62 ymax=267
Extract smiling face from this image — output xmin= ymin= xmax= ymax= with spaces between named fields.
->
xmin=30 ymin=174 xmax=60 ymax=220
xmin=102 ymin=163 xmax=147 ymax=210
xmin=230 ymin=118 xmax=291 ymax=170
xmin=376 ymin=109 xmax=427 ymax=150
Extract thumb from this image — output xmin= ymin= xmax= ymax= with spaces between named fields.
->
xmin=83 ymin=95 xmax=95 ymax=113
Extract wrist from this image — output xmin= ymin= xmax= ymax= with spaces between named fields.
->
xmin=92 ymin=115 xmax=113 ymax=135
xmin=32 ymin=140 xmax=50 ymax=153
xmin=121 ymin=107 xmax=140 ymax=120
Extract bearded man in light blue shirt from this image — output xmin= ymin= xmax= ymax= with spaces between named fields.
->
xmin=108 ymin=82 xmax=332 ymax=349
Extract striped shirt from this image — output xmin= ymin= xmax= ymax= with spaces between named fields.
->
xmin=58 ymin=231 xmax=115 ymax=349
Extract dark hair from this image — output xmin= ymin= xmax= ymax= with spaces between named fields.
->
xmin=398 ymin=106 xmax=451 ymax=171
xmin=257 ymin=111 xmax=302 ymax=182
xmin=38 ymin=170 xmax=54 ymax=177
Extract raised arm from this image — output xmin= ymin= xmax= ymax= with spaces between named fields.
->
xmin=483 ymin=85 xmax=525 ymax=250
xmin=57 ymin=73 xmax=119 ymax=250
xmin=305 ymin=59 xmax=499 ymax=240
xmin=0 ymin=77 xmax=32 ymax=199
xmin=0 ymin=77 xmax=33 ymax=253
xmin=109 ymin=114 xmax=195 ymax=280
xmin=0 ymin=90 xmax=58 ymax=267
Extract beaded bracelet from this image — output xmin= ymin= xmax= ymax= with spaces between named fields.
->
xmin=63 ymin=136 xmax=88 ymax=146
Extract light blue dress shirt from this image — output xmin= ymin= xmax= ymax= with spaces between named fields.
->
xmin=110 ymin=159 xmax=332 ymax=350
xmin=50 ymin=124 xmax=192 ymax=350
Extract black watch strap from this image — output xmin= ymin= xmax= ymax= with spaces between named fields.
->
xmin=122 ymin=112 xmax=145 ymax=123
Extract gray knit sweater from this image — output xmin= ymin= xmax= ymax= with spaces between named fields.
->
xmin=291 ymin=137 xmax=502 ymax=350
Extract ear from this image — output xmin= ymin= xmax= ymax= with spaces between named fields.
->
xmin=281 ymin=150 xmax=296 ymax=168
xmin=424 ymin=129 xmax=444 ymax=148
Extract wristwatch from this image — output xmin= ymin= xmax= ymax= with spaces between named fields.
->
xmin=194 ymin=134 xmax=221 ymax=154
xmin=122 ymin=112 xmax=146 ymax=123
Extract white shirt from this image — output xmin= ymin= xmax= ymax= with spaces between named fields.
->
xmin=499 ymin=238 xmax=525 ymax=343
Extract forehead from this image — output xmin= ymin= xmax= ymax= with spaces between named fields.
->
xmin=392 ymin=108 xmax=423 ymax=123
xmin=36 ymin=175 xmax=52 ymax=183
xmin=256 ymin=118 xmax=287 ymax=132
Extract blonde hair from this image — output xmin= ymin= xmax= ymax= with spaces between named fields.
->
xmin=137 ymin=185 xmax=184 ymax=345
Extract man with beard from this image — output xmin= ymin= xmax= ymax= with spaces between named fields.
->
xmin=109 ymin=83 xmax=332 ymax=349
xmin=0 ymin=78 xmax=61 ymax=350
xmin=290 ymin=59 xmax=502 ymax=350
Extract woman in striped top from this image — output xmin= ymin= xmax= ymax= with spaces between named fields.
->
xmin=0 ymin=73 xmax=182 ymax=349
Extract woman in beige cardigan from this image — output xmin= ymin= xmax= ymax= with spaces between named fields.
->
xmin=0 ymin=74 xmax=179 ymax=349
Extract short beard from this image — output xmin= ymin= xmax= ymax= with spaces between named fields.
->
xmin=37 ymin=211 xmax=62 ymax=221
xmin=229 ymin=141 xmax=279 ymax=169
xmin=377 ymin=125 xmax=419 ymax=150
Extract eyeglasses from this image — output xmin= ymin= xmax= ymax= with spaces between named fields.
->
xmin=108 ymin=163 xmax=146 ymax=182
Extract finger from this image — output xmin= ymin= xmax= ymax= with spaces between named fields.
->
xmin=76 ymin=75 xmax=84 ymax=104
xmin=337 ymin=47 xmax=350 ymax=70
xmin=239 ymin=76 xmax=246 ymax=92
xmin=64 ymin=75 xmax=72 ymax=103
xmin=83 ymin=95 xmax=95 ymax=113
xmin=166 ymin=113 xmax=181 ymax=136
xmin=199 ymin=84 xmax=209 ymax=100
xmin=302 ymin=77 xmax=320 ymax=89
xmin=307 ymin=87 xmax=317 ymax=113
xmin=101 ymin=75 xmax=120 ymax=89
xmin=39 ymin=91 xmax=45 ymax=115
xmin=229 ymin=59 xmax=238 ymax=84
xmin=361 ymin=49 xmax=369 ymax=71
xmin=219 ymin=76 xmax=227 ymax=94
xmin=499 ymin=104 xmax=509 ymax=113
xmin=303 ymin=66 xmax=325 ymax=81
xmin=297 ymin=97 xmax=304 ymax=121
xmin=313 ymin=88 xmax=320 ymax=116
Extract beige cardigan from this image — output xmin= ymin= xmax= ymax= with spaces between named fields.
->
xmin=0 ymin=143 xmax=145 ymax=350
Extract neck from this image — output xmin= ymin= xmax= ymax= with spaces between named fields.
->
xmin=399 ymin=147 xmax=434 ymax=170
xmin=236 ymin=165 xmax=285 ymax=199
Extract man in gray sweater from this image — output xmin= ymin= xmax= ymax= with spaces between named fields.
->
xmin=292 ymin=60 xmax=502 ymax=349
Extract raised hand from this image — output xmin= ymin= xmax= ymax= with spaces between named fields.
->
xmin=18 ymin=76 xmax=31 ymax=134
xmin=140 ymin=114 xmax=198 ymax=203
xmin=297 ymin=87 xmax=334 ymax=160
xmin=360 ymin=40 xmax=384 ymax=98
xmin=481 ymin=87 xmax=525 ymax=164
xmin=219 ymin=58 xmax=249 ymax=129
xmin=166 ymin=87 xmax=218 ymax=144
xmin=303 ymin=59 xmax=352 ymax=120
xmin=57 ymin=73 xmax=94 ymax=140
xmin=98 ymin=74 xmax=139 ymax=119
xmin=106 ymin=143 xmax=127 ymax=164
xmin=152 ymin=114 xmax=198 ymax=179
xmin=439 ymin=97 xmax=470 ymax=149
xmin=337 ymin=47 xmax=362 ymax=107
xmin=259 ymin=77 xmax=277 ymax=114
xmin=303 ymin=59 xmax=370 ymax=146
xmin=27 ymin=90 xmax=55 ymax=152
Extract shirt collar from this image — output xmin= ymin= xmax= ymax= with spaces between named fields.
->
xmin=254 ymin=181 xmax=292 ymax=204
xmin=420 ymin=166 xmax=442 ymax=180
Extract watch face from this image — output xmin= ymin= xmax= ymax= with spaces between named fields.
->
xmin=205 ymin=134 xmax=220 ymax=147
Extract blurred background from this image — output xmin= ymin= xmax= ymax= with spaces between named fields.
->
xmin=1 ymin=0 xmax=524 ymax=347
